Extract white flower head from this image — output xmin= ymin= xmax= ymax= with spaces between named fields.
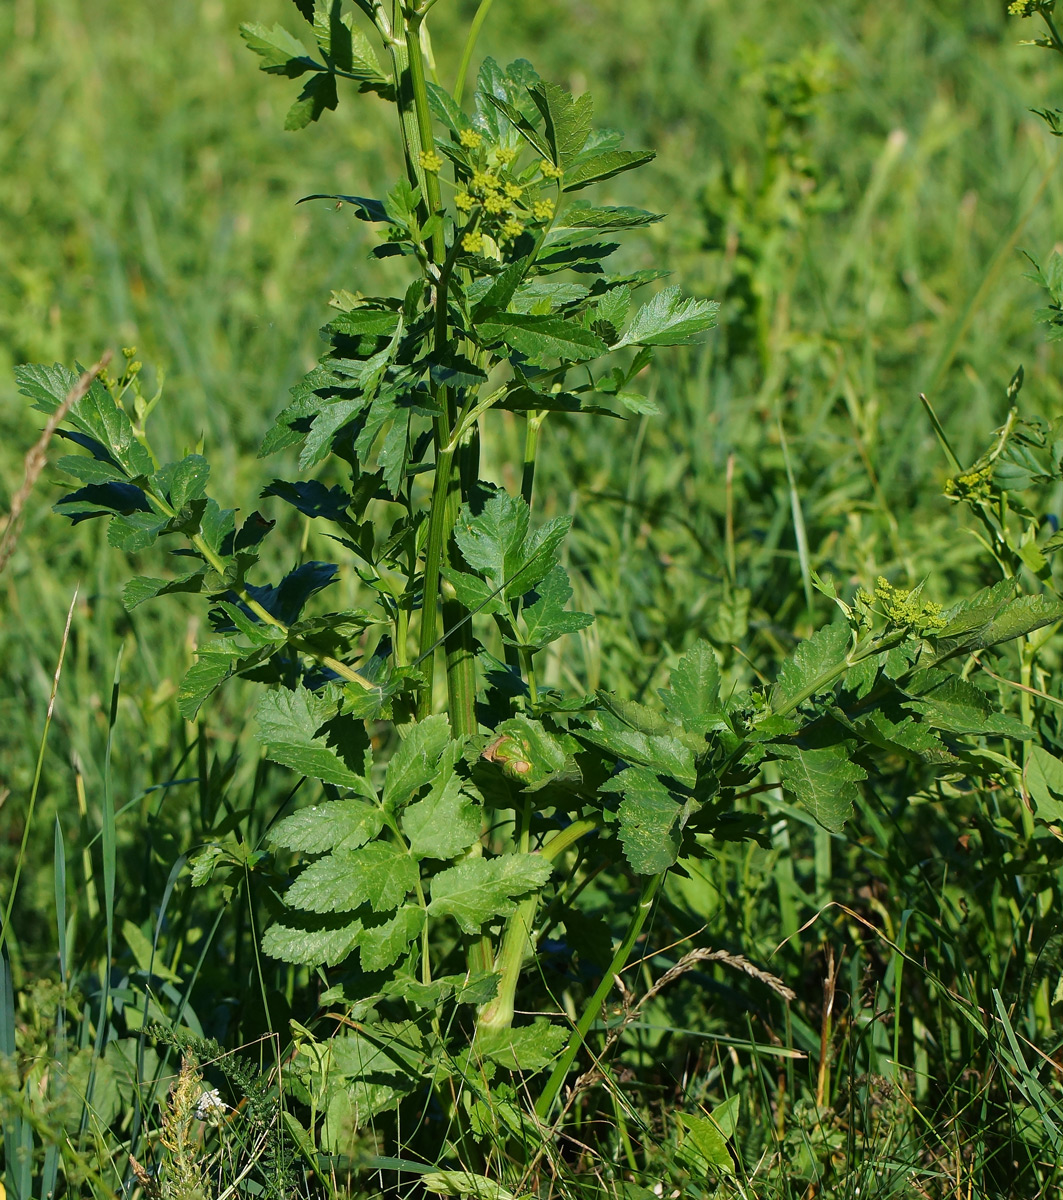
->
xmin=195 ymin=1087 xmax=229 ymax=1124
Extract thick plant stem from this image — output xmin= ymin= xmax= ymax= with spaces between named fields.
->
xmin=416 ymin=444 xmax=457 ymax=717
xmin=403 ymin=4 xmax=479 ymax=736
xmin=474 ymin=819 xmax=599 ymax=1043
xmin=535 ymin=872 xmax=663 ymax=1121
xmin=521 ymin=410 xmax=546 ymax=509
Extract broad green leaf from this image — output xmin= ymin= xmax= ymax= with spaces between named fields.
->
xmin=261 ymin=913 xmax=363 ymax=966
xmin=577 ymin=713 xmax=697 ymax=787
xmin=597 ymin=691 xmax=674 ymax=737
xmin=711 ymin=1095 xmax=741 ymax=1139
xmin=904 ymin=676 xmax=1033 ymax=739
xmin=937 ymin=579 xmax=1014 ymax=634
xmin=214 ymin=601 xmax=285 ymax=649
xmin=19 ymin=364 xmax=155 ymax=476
xmin=519 ymin=564 xmax=593 ymax=650
xmin=284 ymin=842 xmax=418 ymax=913
xmin=166 ymin=454 xmax=210 ymax=509
xmin=473 ymin=57 xmax=541 ymax=146
xmin=320 ymin=1025 xmax=423 ymax=1144
xmin=770 ymin=622 xmax=851 ymax=715
xmin=480 ymin=1018 xmax=567 ymax=1070
xmin=529 ymin=82 xmax=593 ymax=166
xmin=833 ymin=709 xmax=956 ymax=765
xmin=929 ymin=593 xmax=1063 ymax=664
xmin=774 ymin=743 xmax=865 ymax=832
xmin=178 ymin=648 xmax=237 ymax=719
xmin=602 ymin=768 xmax=684 ymax=874
xmin=562 ymin=149 xmax=655 ymax=191
xmin=675 ymin=1112 xmax=734 ymax=1176
xmin=256 ymin=686 xmax=371 ymax=790
xmin=482 ymin=93 xmax=552 ymax=158
xmin=427 ymin=81 xmax=473 ymax=135
xmin=558 ymin=205 xmax=663 ymax=231
xmin=392 ymin=971 xmax=500 ymax=1008
xmin=615 ymin=285 xmax=719 ymax=348
xmin=442 ymin=567 xmax=505 ymax=618
xmin=428 ymin=855 xmax=553 ymax=934
xmin=422 ymin=1172 xmax=516 ymax=1200
xmin=402 ymin=769 xmax=481 ymax=860
xmin=286 ymin=71 xmax=338 ymax=130
xmin=477 ymin=314 xmax=607 ymax=362
xmin=1026 ymin=746 xmax=1063 ymax=823
xmin=356 ymin=908 xmax=426 ymax=972
xmin=240 ymin=22 xmax=319 ymax=76
xmin=662 ymin=641 xmax=727 ymax=737
xmin=106 ymin=513 xmax=169 ymax=552
xmin=472 ymin=256 xmax=533 ymax=323
xmin=453 ymin=493 xmax=571 ymax=611
xmin=270 ymin=798 xmax=384 ymax=853
xmin=382 ymin=714 xmax=453 ymax=812
xmin=312 ymin=4 xmax=389 ymax=92
xmin=54 ymin=453 xmax=125 ymax=485
xmin=508 ymin=279 xmax=589 ymax=314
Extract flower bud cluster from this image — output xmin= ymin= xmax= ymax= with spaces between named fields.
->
xmin=451 ymin=131 xmax=562 ymax=249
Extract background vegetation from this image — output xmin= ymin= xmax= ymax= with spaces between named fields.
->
xmin=6 ymin=0 xmax=1063 ymax=1195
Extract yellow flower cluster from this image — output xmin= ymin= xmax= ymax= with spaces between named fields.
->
xmin=944 ymin=464 xmax=992 ymax=503
xmin=418 ymin=149 xmax=443 ymax=173
xmin=451 ymin=141 xmax=562 ymax=252
xmin=857 ymin=578 xmax=946 ymax=634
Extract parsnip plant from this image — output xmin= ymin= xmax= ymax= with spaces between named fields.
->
xmin=17 ymin=0 xmax=1063 ymax=1180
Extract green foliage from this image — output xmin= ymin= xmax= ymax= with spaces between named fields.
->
xmin=9 ymin=0 xmax=1063 ymax=1197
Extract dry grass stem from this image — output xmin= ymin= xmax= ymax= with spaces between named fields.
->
xmin=0 ymin=352 xmax=111 ymax=576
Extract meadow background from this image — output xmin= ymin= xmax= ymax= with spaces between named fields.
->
xmin=6 ymin=0 xmax=1063 ymax=1195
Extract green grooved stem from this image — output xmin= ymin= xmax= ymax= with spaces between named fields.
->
xmin=474 ymin=819 xmax=599 ymax=1043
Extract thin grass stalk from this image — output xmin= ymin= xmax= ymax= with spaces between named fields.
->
xmin=0 ymin=355 xmax=109 ymax=576
xmin=0 ymin=586 xmax=78 ymax=957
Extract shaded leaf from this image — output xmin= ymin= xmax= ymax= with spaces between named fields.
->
xmin=602 ymin=767 xmax=684 ymax=874
xmin=774 ymin=743 xmax=865 ymax=832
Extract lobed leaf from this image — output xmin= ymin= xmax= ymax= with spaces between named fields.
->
xmin=428 ymin=855 xmax=553 ymax=934
xmin=770 ymin=622 xmax=851 ymax=715
xmin=283 ymin=842 xmax=418 ymax=914
xmin=270 ymin=798 xmax=384 ymax=854
xmin=615 ymin=284 xmax=719 ymax=348
xmin=602 ymin=767 xmax=684 ymax=874
xmin=662 ymin=640 xmax=728 ymax=738
xmin=774 ymin=743 xmax=865 ymax=832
